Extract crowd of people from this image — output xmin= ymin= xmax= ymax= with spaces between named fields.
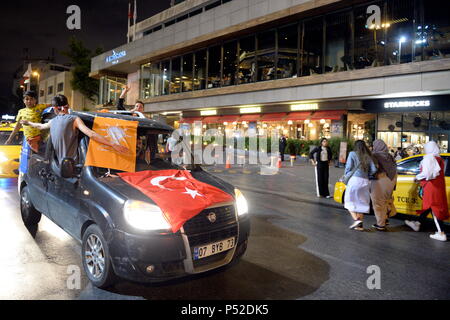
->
xmin=309 ymin=138 xmax=448 ymax=242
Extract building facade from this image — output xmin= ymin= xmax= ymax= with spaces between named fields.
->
xmin=39 ymin=71 xmax=96 ymax=111
xmin=91 ymin=0 xmax=450 ymax=153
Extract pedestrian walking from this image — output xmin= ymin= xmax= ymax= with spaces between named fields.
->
xmin=405 ymin=141 xmax=448 ymax=241
xmin=279 ymin=134 xmax=287 ymax=161
xmin=309 ymin=138 xmax=332 ymax=198
xmin=370 ymin=139 xmax=398 ymax=231
xmin=343 ymin=140 xmax=377 ymax=231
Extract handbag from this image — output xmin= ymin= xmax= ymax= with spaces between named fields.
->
xmin=339 ymin=164 xmax=360 ymax=185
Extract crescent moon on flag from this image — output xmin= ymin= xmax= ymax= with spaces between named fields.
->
xmin=150 ymin=175 xmax=187 ymax=191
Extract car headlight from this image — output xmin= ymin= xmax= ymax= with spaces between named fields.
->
xmin=0 ymin=152 xmax=8 ymax=163
xmin=124 ymin=200 xmax=171 ymax=231
xmin=235 ymin=188 xmax=248 ymax=216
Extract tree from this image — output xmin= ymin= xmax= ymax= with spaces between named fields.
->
xmin=62 ymin=37 xmax=103 ymax=103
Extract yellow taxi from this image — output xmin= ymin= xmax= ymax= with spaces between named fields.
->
xmin=0 ymin=123 xmax=23 ymax=178
xmin=333 ymin=154 xmax=450 ymax=222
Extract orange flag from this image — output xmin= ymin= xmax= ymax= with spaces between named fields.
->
xmin=85 ymin=116 xmax=138 ymax=172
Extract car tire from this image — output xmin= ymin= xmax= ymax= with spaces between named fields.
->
xmin=20 ymin=186 xmax=42 ymax=227
xmin=81 ymin=224 xmax=117 ymax=289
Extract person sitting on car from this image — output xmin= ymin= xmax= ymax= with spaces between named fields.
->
xmin=117 ymin=86 xmax=145 ymax=116
xmin=20 ymin=94 xmax=129 ymax=165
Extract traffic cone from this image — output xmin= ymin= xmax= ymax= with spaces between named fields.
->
xmin=225 ymin=158 xmax=231 ymax=169
xmin=277 ymin=158 xmax=282 ymax=169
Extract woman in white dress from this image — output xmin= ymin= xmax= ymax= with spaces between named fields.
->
xmin=344 ymin=140 xmax=377 ymax=231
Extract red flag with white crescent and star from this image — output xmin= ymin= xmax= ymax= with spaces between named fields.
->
xmin=118 ymin=170 xmax=234 ymax=233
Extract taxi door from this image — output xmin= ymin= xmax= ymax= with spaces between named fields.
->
xmin=393 ymin=156 xmax=423 ymax=215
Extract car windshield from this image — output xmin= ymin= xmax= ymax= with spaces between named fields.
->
xmin=92 ymin=130 xmax=185 ymax=177
xmin=0 ymin=131 xmax=23 ymax=145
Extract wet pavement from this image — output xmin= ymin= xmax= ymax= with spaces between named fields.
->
xmin=0 ymin=162 xmax=449 ymax=300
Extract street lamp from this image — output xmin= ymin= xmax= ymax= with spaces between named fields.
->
xmin=398 ymin=36 xmax=407 ymax=64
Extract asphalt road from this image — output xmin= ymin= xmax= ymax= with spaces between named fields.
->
xmin=0 ymin=162 xmax=449 ymax=300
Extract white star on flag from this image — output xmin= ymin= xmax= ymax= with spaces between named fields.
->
xmin=183 ymin=187 xmax=203 ymax=199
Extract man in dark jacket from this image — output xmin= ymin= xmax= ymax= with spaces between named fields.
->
xmin=279 ymin=134 xmax=287 ymax=161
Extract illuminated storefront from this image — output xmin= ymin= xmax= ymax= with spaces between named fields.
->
xmin=364 ymin=95 xmax=450 ymax=153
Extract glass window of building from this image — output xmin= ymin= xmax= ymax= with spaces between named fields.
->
xmin=385 ymin=0 xmax=416 ymax=65
xmin=161 ymin=60 xmax=170 ymax=95
xmin=141 ymin=62 xmax=161 ymax=99
xmin=194 ymin=50 xmax=207 ymax=90
xmin=222 ymin=41 xmax=238 ymax=86
xmin=207 ymin=45 xmax=222 ymax=89
xmin=99 ymin=76 xmax=126 ymax=105
xmin=402 ymin=112 xmax=429 ymax=131
xmin=238 ymin=35 xmax=256 ymax=84
xmin=48 ymin=85 xmax=53 ymax=95
xmin=421 ymin=0 xmax=450 ymax=61
xmin=256 ymin=30 xmax=276 ymax=82
xmin=377 ymin=113 xmax=402 ymax=149
xmin=301 ymin=17 xmax=324 ymax=76
xmin=57 ymin=82 xmax=64 ymax=92
xmin=354 ymin=1 xmax=386 ymax=69
xmin=325 ymin=11 xmax=352 ymax=73
xmin=182 ymin=54 xmax=193 ymax=92
xmin=278 ymin=24 xmax=299 ymax=79
xmin=170 ymin=57 xmax=181 ymax=94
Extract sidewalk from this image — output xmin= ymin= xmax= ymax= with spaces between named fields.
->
xmin=202 ymin=158 xmax=345 ymax=210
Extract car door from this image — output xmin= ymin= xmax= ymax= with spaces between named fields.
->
xmin=393 ymin=156 xmax=423 ymax=214
xmin=46 ymin=145 xmax=82 ymax=238
xmin=26 ymin=152 xmax=49 ymax=214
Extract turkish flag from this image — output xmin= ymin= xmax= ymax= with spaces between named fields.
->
xmin=118 ymin=170 xmax=235 ymax=233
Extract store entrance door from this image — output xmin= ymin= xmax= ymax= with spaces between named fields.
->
xmin=431 ymin=131 xmax=450 ymax=153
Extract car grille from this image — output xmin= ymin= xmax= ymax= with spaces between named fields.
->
xmin=183 ymin=205 xmax=237 ymax=234
xmin=187 ymin=225 xmax=238 ymax=248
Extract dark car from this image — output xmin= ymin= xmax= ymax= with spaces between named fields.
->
xmin=19 ymin=112 xmax=250 ymax=288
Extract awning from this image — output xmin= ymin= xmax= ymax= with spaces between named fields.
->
xmin=260 ymin=113 xmax=287 ymax=122
xmin=239 ymin=114 xmax=261 ymax=122
xmin=220 ymin=115 xmax=240 ymax=123
xmin=310 ymin=110 xmax=345 ymax=120
xmin=285 ymin=112 xmax=311 ymax=121
xmin=179 ymin=117 xmax=203 ymax=123
xmin=202 ymin=116 xmax=222 ymax=124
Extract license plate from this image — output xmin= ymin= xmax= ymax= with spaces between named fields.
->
xmin=193 ymin=237 xmax=236 ymax=260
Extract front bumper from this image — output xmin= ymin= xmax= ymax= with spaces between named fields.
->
xmin=109 ymin=216 xmax=250 ymax=283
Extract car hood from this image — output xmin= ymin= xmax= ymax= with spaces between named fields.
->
xmin=100 ymin=168 xmax=236 ymax=205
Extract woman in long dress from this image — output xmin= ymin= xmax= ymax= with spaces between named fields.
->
xmin=370 ymin=140 xmax=398 ymax=231
xmin=344 ymin=140 xmax=377 ymax=231
xmin=405 ymin=141 xmax=448 ymax=241
xmin=309 ymin=138 xmax=332 ymax=198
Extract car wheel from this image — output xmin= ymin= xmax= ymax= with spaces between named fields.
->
xmin=82 ymin=224 xmax=117 ymax=289
xmin=20 ymin=186 xmax=42 ymax=227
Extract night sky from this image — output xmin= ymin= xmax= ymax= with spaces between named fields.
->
xmin=0 ymin=0 xmax=170 ymax=114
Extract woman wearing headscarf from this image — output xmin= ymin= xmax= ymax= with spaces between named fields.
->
xmin=370 ymin=140 xmax=398 ymax=231
xmin=344 ymin=140 xmax=378 ymax=231
xmin=405 ymin=141 xmax=448 ymax=241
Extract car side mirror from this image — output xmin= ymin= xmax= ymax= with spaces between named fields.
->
xmin=61 ymin=158 xmax=76 ymax=179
